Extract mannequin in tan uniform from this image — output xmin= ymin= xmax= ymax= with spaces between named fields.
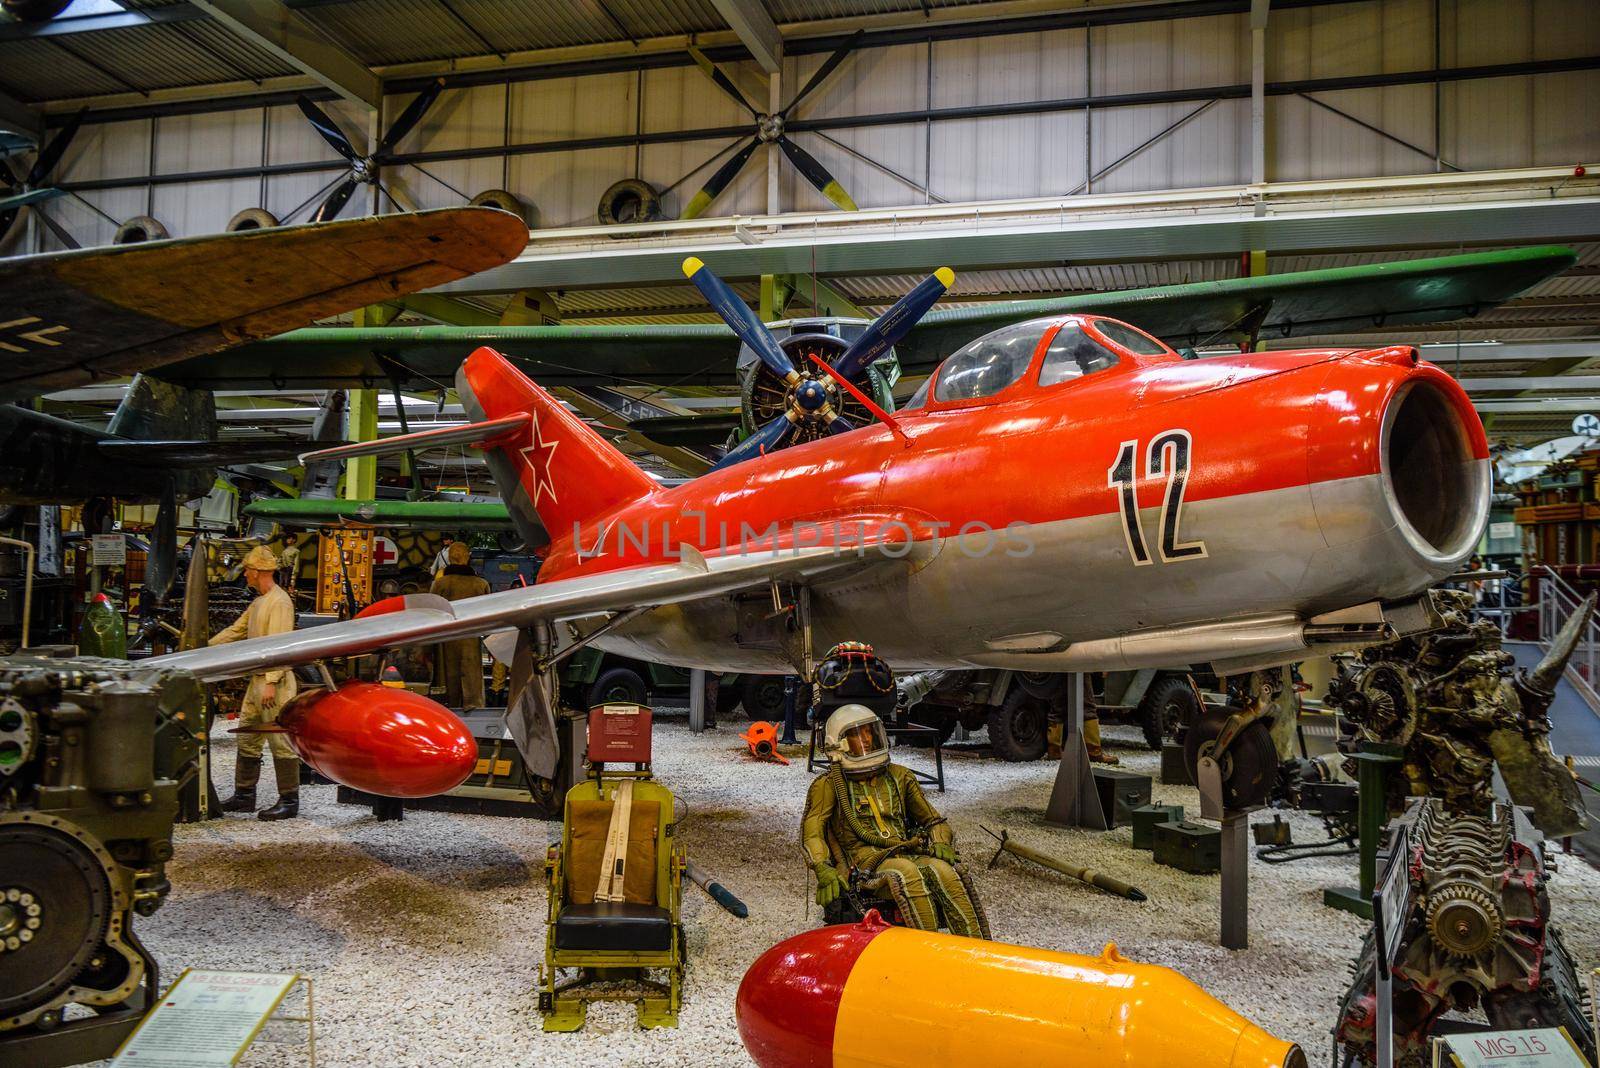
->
xmin=430 ymin=541 xmax=491 ymax=708
xmin=210 ymin=544 xmax=301 ymax=820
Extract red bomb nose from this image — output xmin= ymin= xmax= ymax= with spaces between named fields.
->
xmin=736 ymin=913 xmax=889 ymax=1068
xmin=278 ymin=682 xmax=476 ymax=797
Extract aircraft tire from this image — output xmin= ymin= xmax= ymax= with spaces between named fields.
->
xmin=1184 ymin=709 xmax=1278 ymax=809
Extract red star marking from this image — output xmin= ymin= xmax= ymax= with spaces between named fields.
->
xmin=521 ymin=412 xmax=559 ymax=508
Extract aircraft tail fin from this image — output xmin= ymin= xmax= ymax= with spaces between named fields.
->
xmin=456 ymin=346 xmax=657 ymax=550
xmin=108 ymin=373 xmax=217 ymax=442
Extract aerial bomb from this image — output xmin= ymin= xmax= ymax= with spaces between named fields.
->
xmin=737 ymin=912 xmax=1304 ymax=1068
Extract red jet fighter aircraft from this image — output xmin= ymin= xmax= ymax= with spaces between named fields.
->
xmin=148 ymin=260 xmax=1489 ymax=799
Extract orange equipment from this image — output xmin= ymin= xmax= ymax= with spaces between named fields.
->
xmin=739 ymin=721 xmax=789 ymax=765
xmin=737 ymin=911 xmax=1304 ymax=1068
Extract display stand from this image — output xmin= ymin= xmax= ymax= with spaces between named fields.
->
xmin=1043 ymin=673 xmax=1108 ymax=830
xmin=1325 ymin=745 xmax=1403 ymax=919
xmin=1198 ymin=755 xmax=1257 ymax=949
xmin=110 ymin=969 xmax=315 ymax=1068
xmin=779 ymin=675 xmax=800 ymax=745
xmin=688 ymin=668 xmax=707 ymax=733
xmin=1370 ymin=830 xmax=1409 ymax=1068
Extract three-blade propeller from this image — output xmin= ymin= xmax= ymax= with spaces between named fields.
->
xmin=682 ymin=256 xmax=952 ymax=471
xmin=680 ymin=32 xmax=865 ymax=219
xmin=295 ymin=78 xmax=446 ymax=223
xmin=0 ymin=108 xmax=85 ymax=246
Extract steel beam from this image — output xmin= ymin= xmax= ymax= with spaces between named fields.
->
xmin=187 ymin=0 xmax=381 ymax=109
xmin=1474 ymin=398 xmax=1600 ymax=414
xmin=0 ymin=88 xmax=43 ymax=143
xmin=710 ymin=0 xmax=783 ymax=73
xmin=1419 ymin=341 xmax=1600 ymax=364
xmin=1460 ymin=376 xmax=1600 ymax=392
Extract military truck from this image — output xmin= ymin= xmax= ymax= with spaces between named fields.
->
xmin=557 ymin=648 xmax=790 ymax=722
xmin=901 ymin=669 xmax=1203 ymax=762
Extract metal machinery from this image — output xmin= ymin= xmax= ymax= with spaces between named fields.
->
xmin=0 ymin=655 xmax=200 ymax=1065
xmin=1335 ymin=799 xmax=1594 ymax=1066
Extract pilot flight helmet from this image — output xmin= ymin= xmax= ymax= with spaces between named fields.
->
xmin=824 ymin=703 xmax=890 ymax=777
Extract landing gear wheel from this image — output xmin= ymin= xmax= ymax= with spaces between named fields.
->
xmin=987 ymin=687 xmax=1048 ymax=762
xmin=1183 ymin=708 xmax=1278 ymax=809
xmin=587 ymin=667 xmax=647 ymax=708
xmin=1136 ymin=676 xmax=1199 ymax=750
xmin=0 ymin=824 xmax=111 ymax=1020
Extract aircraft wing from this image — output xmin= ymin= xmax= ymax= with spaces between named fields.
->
xmin=896 ymin=245 xmax=1576 ymax=365
xmin=156 ymin=323 xmax=742 ymax=391
xmin=243 ymin=496 xmax=518 ymax=531
xmin=95 ymin=439 xmax=321 ymax=466
xmin=151 ymin=246 xmax=1572 ymax=393
xmin=142 ymin=544 xmax=868 ymax=682
xmin=0 ymin=206 xmax=528 ymax=405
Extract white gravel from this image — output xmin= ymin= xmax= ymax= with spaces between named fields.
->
xmin=109 ymin=719 xmax=1600 ymax=1067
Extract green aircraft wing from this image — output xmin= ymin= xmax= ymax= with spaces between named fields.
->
xmin=159 ymin=246 xmax=1572 ymax=393
xmin=245 ymin=497 xmax=516 ymax=531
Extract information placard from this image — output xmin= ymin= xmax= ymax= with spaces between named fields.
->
xmin=111 ymin=969 xmax=299 ymax=1067
xmin=91 ymin=533 xmax=126 ymax=567
xmin=1435 ymin=1028 xmax=1590 ymax=1068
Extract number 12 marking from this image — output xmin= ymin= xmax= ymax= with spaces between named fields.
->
xmin=1107 ymin=429 xmax=1208 ymax=566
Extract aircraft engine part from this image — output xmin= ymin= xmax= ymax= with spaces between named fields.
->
xmin=225 ymin=207 xmax=279 ymax=231
xmin=1335 ymin=798 xmax=1594 ymax=1066
xmin=113 ymin=215 xmax=168 ymax=244
xmin=597 ymin=179 xmax=661 ymax=226
xmin=470 ymin=188 xmax=535 ymax=227
xmin=0 ymin=656 xmax=200 ymax=1035
xmin=276 ymin=681 xmax=476 ymax=797
xmin=738 ymin=912 xmax=1304 ymax=1068
xmin=1328 ymin=589 xmax=1588 ymax=835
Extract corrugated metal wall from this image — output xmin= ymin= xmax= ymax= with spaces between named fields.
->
xmin=33 ymin=0 xmax=1600 ymax=249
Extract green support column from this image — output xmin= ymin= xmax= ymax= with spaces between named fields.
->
xmin=1323 ymin=745 xmax=1403 ymax=920
xmin=759 ymin=274 xmax=794 ymax=322
xmin=343 ymin=304 xmax=385 ymax=501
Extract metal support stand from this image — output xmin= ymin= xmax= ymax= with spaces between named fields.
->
xmin=1044 ymin=673 xmax=1107 ymax=830
xmin=1199 ymin=755 xmax=1256 ymax=949
xmin=779 ymin=675 xmax=799 ymax=744
xmin=1325 ymin=746 xmax=1402 ymax=919
xmin=688 ymin=668 xmax=706 ymax=733
xmin=1220 ymin=813 xmax=1250 ymax=949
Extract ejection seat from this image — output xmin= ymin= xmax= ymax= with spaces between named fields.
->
xmin=538 ymin=703 xmax=683 ymax=1031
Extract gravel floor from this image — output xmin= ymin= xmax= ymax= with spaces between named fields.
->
xmin=112 ymin=719 xmax=1600 ymax=1068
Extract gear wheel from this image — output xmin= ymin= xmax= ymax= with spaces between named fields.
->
xmin=1426 ymin=881 xmax=1503 ymax=958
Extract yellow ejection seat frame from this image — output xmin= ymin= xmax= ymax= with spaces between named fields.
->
xmin=538 ymin=771 xmax=684 ymax=1030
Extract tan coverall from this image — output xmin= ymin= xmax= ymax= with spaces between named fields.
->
xmin=430 ymin=567 xmax=491 ymax=708
xmin=209 ymin=584 xmax=299 ymax=790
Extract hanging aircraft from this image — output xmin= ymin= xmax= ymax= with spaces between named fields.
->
xmin=1 ymin=205 xmax=529 ymax=597
xmin=145 ymin=257 xmax=1493 ymax=807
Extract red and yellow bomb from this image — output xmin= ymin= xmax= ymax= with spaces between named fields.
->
xmin=737 ymin=912 xmax=1305 ymax=1068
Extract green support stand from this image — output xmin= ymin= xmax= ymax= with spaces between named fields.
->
xmin=1323 ymin=745 xmax=1403 ymax=919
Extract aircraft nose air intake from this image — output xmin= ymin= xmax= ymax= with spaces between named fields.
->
xmin=1379 ymin=375 xmax=1490 ymax=565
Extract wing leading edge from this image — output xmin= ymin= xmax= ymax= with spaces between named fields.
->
xmin=145 ymin=544 xmax=875 ymax=682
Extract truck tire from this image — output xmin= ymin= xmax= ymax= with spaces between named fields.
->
xmin=741 ymin=675 xmax=791 ymax=722
xmin=1136 ymin=675 xmax=1200 ymax=750
xmin=588 ymin=666 xmax=648 ymax=708
xmin=1016 ymin=671 xmax=1066 ymax=700
xmin=900 ymin=714 xmax=956 ymax=747
xmin=986 ymin=687 xmax=1048 ymax=762
xmin=716 ymin=685 xmax=743 ymax=720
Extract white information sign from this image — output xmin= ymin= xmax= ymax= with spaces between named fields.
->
xmin=90 ymin=533 xmax=126 ymax=567
xmin=112 ymin=969 xmax=299 ymax=1067
xmin=1488 ymin=521 xmax=1517 ymax=542
xmin=1436 ymin=1028 xmax=1590 ymax=1068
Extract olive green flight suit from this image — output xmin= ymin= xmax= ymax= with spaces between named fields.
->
xmin=802 ymin=763 xmax=990 ymax=938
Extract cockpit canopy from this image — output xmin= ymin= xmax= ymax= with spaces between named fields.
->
xmin=903 ymin=314 xmax=1174 ymax=410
